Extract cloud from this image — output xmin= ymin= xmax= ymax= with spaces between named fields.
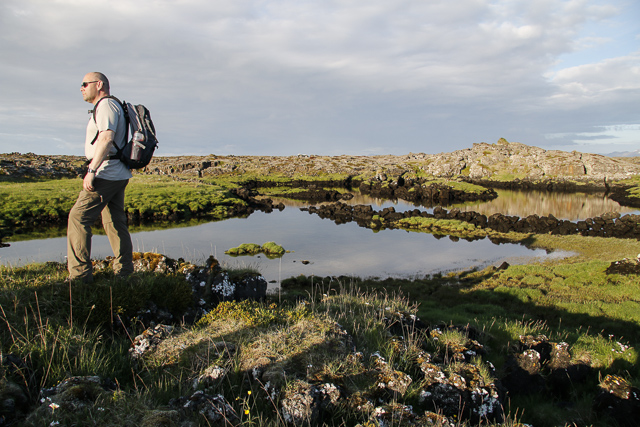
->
xmin=549 ymin=52 xmax=640 ymax=101
xmin=0 ymin=0 xmax=638 ymax=156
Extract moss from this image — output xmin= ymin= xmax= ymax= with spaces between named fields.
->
xmin=395 ymin=216 xmax=489 ymax=239
xmin=422 ymin=179 xmax=489 ymax=194
xmin=225 ymin=242 xmax=286 ymax=258
xmin=196 ymin=300 xmax=311 ymax=328
xmin=261 ymin=241 xmax=285 ymax=256
xmin=225 ymin=243 xmax=262 ymax=256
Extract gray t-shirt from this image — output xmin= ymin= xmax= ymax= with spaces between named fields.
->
xmin=84 ymin=97 xmax=132 ymax=181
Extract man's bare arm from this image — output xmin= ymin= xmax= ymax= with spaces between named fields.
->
xmin=83 ymin=130 xmax=115 ymax=191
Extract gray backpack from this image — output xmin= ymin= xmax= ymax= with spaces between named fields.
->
xmin=91 ymin=96 xmax=158 ymax=169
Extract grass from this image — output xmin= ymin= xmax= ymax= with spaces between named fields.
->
xmin=2 ymin=231 xmax=640 ymax=425
xmin=427 ymin=179 xmax=492 ymax=194
xmin=1 ymin=266 xmax=424 ymax=425
xmin=0 ymin=175 xmax=246 ymax=238
xmin=2 ymin=168 xmax=640 ymax=425
xmin=613 ymin=175 xmax=640 ymax=200
xmin=279 ymin=232 xmax=640 ymax=426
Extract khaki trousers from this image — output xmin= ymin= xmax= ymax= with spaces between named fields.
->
xmin=67 ymin=178 xmax=133 ymax=282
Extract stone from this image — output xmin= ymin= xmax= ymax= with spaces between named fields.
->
xmin=280 ymin=380 xmax=319 ymax=426
xmin=129 ymin=324 xmax=175 ymax=360
xmin=606 ymin=258 xmax=640 ymax=275
xmin=169 ymin=391 xmax=238 ymax=424
xmin=593 ymin=375 xmax=640 ymax=426
xmin=370 ymin=353 xmax=412 ymax=398
xmin=140 ymin=410 xmax=181 ymax=427
xmin=193 ymin=365 xmax=228 ymax=390
xmin=39 ymin=376 xmax=111 ymax=413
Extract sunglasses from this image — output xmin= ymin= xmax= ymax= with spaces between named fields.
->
xmin=81 ymin=81 xmax=99 ymax=88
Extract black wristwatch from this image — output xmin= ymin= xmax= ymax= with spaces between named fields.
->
xmin=87 ymin=167 xmax=97 ymax=174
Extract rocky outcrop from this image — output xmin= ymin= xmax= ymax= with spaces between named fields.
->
xmin=0 ymin=153 xmax=86 ymax=179
xmin=420 ymin=139 xmax=640 ymax=181
xmin=3 ymin=140 xmax=639 ymax=182
xmin=94 ymin=252 xmax=268 ymax=327
xmin=501 ymin=335 xmax=591 ymax=398
xmin=304 ymin=202 xmax=640 ymax=239
xmin=606 ymin=257 xmax=640 ymax=275
xmin=593 ymin=375 xmax=640 ymax=426
xmin=137 ymin=145 xmax=640 ymax=182
xmin=358 ymin=177 xmax=498 ymax=204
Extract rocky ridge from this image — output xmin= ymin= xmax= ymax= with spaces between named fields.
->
xmin=2 ymin=139 xmax=639 ymax=181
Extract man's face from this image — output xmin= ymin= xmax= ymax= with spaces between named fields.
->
xmin=80 ymin=74 xmax=99 ymax=103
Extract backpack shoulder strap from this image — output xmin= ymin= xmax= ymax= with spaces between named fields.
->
xmin=90 ymin=96 xmax=126 ymax=145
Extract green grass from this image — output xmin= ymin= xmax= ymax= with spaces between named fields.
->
xmin=0 ymin=178 xmax=79 ymax=229
xmin=396 ymin=216 xmax=484 ymax=236
xmin=615 ymin=175 xmax=640 ymax=199
xmin=0 ymin=175 xmax=246 ymax=237
xmin=3 ymin=172 xmax=640 ymax=425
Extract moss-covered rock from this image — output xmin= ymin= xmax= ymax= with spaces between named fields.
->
xmin=225 ymin=241 xmax=286 ymax=258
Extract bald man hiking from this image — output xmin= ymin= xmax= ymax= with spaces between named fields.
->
xmin=67 ymin=72 xmax=133 ymax=283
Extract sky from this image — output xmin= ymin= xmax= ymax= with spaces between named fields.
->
xmin=1 ymin=0 xmax=639 ymax=157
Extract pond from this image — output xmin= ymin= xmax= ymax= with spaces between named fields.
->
xmin=1 ymin=190 xmax=637 ymax=284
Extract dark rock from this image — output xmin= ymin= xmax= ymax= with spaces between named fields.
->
xmin=418 ymin=361 xmax=503 ymax=424
xmin=0 ymin=354 xmax=35 ymax=425
xmin=548 ymin=362 xmax=592 ymax=397
xmin=169 ymin=391 xmax=239 ymax=424
xmin=593 ymin=375 xmax=640 ymax=426
xmin=503 ymin=336 xmax=592 ymax=399
xmin=140 ymin=410 xmax=181 ymax=427
xmin=606 ymin=258 xmax=640 ymax=275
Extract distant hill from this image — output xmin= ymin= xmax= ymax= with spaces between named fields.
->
xmin=605 ymin=149 xmax=640 ymax=157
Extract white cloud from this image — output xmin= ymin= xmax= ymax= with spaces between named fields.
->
xmin=0 ymin=0 xmax=638 ymax=155
xmin=548 ymin=52 xmax=640 ymax=105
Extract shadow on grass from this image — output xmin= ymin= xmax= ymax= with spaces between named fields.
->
xmin=281 ymin=273 xmax=640 ymax=371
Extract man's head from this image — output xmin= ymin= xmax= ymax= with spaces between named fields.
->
xmin=80 ymin=72 xmax=110 ymax=104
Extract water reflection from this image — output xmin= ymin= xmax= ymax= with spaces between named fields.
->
xmin=270 ymin=189 xmax=638 ymax=221
xmin=451 ymin=190 xmax=639 ymax=221
xmin=2 ymin=205 xmax=569 ymax=284
xmin=3 ymin=189 xmax=632 ymax=282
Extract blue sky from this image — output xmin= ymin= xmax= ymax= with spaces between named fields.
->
xmin=0 ymin=0 xmax=638 ymax=157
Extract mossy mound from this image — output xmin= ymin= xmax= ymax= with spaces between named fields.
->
xmin=225 ymin=241 xmax=286 ymax=258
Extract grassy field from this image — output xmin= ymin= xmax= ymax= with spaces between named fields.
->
xmin=2 ymin=173 xmax=640 ymax=426
xmin=1 ymin=229 xmax=639 ymax=425
xmin=0 ymin=176 xmax=246 ymax=239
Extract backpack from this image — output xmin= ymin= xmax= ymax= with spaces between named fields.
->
xmin=91 ymin=96 xmax=158 ymax=169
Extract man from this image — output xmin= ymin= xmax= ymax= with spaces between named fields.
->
xmin=67 ymin=72 xmax=134 ymax=282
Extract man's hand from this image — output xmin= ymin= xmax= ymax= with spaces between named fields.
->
xmin=84 ymin=129 xmax=115 ymax=192
xmin=83 ymin=171 xmax=96 ymax=191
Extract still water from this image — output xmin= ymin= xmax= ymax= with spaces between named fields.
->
xmin=2 ymin=190 xmax=636 ymax=283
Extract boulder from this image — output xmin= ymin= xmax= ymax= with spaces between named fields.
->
xmin=169 ymin=391 xmax=239 ymax=424
xmin=593 ymin=375 xmax=640 ymax=426
xmin=280 ymin=380 xmax=341 ymax=426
